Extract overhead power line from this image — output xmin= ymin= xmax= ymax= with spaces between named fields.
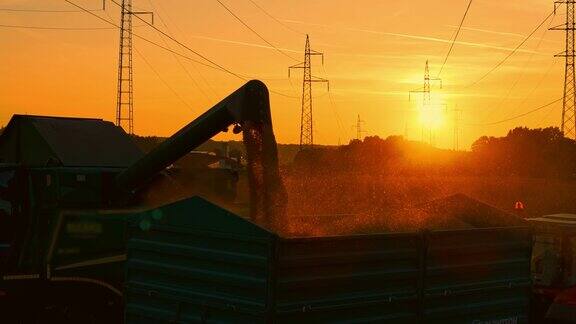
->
xmin=481 ymin=16 xmax=555 ymax=124
xmin=107 ymin=0 xmax=246 ymax=80
xmin=0 ymin=23 xmax=114 ymax=30
xmin=104 ymin=4 xmax=213 ymax=111
xmin=468 ymin=98 xmax=561 ymax=126
xmin=466 ymin=11 xmax=554 ymax=88
xmin=0 ymin=8 xmax=102 ymax=13
xmin=66 ymin=1 xmax=242 ymax=77
xmin=143 ymin=0 xmax=214 ymax=103
xmin=145 ymin=0 xmax=214 ymax=101
xmin=107 ymin=0 xmax=297 ymax=98
xmin=66 ymin=1 xmax=297 ymax=99
xmin=134 ymin=47 xmax=196 ymax=112
xmin=214 ymin=0 xmax=299 ymax=62
xmin=245 ymin=0 xmax=304 ymax=36
xmin=437 ymin=0 xmax=473 ymax=77
xmin=0 ymin=1 xmax=105 ymax=13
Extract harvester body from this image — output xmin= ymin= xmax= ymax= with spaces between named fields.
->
xmin=0 ymin=80 xmax=275 ymax=321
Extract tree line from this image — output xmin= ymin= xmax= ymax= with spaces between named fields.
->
xmin=292 ymin=127 xmax=576 ymax=179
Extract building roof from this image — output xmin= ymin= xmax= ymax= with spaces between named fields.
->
xmin=0 ymin=115 xmax=144 ymax=167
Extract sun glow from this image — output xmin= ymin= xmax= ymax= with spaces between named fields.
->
xmin=416 ymin=94 xmax=447 ymax=131
xmin=418 ymin=107 xmax=445 ymax=130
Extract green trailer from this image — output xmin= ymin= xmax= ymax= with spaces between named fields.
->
xmin=124 ymin=196 xmax=531 ymax=324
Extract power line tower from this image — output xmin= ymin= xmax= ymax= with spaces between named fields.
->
xmin=552 ymin=1 xmax=576 ymax=140
xmin=289 ymin=35 xmax=329 ymax=150
xmin=409 ymin=60 xmax=442 ymax=106
xmin=113 ymin=0 xmax=153 ymax=134
xmin=409 ymin=60 xmax=442 ymax=144
xmin=115 ymin=0 xmax=134 ymax=134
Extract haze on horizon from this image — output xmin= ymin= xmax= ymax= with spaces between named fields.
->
xmin=0 ymin=0 xmax=566 ymax=149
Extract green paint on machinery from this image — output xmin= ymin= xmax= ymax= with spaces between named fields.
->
xmin=0 ymin=80 xmax=532 ymax=323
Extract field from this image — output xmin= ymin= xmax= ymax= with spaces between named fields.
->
xmin=267 ymin=174 xmax=576 ymax=236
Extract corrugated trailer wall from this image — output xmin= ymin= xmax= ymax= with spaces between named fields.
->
xmin=125 ymin=197 xmax=531 ymax=323
xmin=274 ymin=234 xmax=421 ymax=323
xmin=423 ymin=228 xmax=531 ymax=324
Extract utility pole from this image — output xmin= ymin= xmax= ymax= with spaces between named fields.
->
xmin=552 ymin=0 xmax=576 ymax=140
xmin=409 ymin=60 xmax=442 ymax=144
xmin=355 ymin=114 xmax=365 ymax=141
xmin=289 ymin=35 xmax=329 ymax=150
xmin=452 ymin=108 xmax=463 ymax=151
xmin=113 ymin=0 xmax=153 ymax=135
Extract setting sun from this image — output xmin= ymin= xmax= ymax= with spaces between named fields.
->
xmin=418 ymin=106 xmax=446 ymax=130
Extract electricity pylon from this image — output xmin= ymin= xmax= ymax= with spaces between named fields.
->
xmin=289 ymin=35 xmax=329 ymax=150
xmin=409 ymin=60 xmax=442 ymax=106
xmin=113 ymin=0 xmax=153 ymax=134
xmin=409 ymin=60 xmax=442 ymax=144
xmin=552 ymin=0 xmax=576 ymax=140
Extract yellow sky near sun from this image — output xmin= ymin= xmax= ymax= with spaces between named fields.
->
xmin=0 ymin=0 xmax=567 ymax=149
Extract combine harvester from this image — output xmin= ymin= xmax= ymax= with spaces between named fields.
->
xmin=0 ymin=81 xmax=533 ymax=323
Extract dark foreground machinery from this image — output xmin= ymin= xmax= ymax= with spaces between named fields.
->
xmin=0 ymin=80 xmax=274 ymax=322
xmin=0 ymin=80 xmax=532 ymax=323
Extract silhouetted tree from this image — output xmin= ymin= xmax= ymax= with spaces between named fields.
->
xmin=471 ymin=127 xmax=576 ymax=177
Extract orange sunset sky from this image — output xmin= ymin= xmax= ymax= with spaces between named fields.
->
xmin=0 ymin=0 xmax=567 ymax=149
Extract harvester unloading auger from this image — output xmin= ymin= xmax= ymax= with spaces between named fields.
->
xmin=117 ymin=79 xmax=287 ymax=228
